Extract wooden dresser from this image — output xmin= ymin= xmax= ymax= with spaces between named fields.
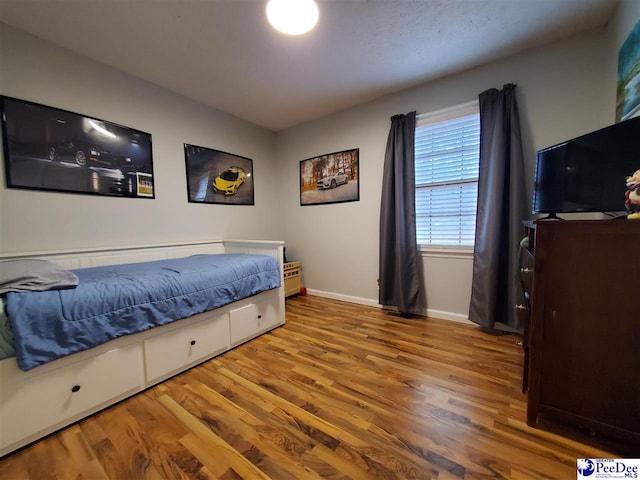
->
xmin=524 ymin=219 xmax=640 ymax=444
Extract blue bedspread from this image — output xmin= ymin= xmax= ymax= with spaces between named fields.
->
xmin=6 ymin=254 xmax=281 ymax=371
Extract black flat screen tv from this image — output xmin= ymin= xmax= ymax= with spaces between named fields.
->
xmin=532 ymin=116 xmax=640 ymax=216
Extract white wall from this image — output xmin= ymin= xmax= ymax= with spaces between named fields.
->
xmin=276 ymin=27 xmax=615 ymax=320
xmin=0 ymin=25 xmax=279 ymax=253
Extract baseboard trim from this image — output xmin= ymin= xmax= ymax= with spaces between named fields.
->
xmin=425 ymin=308 xmax=474 ymax=325
xmin=306 ymin=289 xmax=472 ymax=325
xmin=305 ymin=289 xmax=380 ymax=308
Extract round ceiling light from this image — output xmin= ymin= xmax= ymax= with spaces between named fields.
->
xmin=266 ymin=0 xmax=319 ymax=36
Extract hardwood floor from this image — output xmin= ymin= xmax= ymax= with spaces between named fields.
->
xmin=0 ymin=295 xmax=632 ymax=479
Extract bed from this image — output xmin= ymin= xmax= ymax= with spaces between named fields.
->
xmin=0 ymin=240 xmax=285 ymax=457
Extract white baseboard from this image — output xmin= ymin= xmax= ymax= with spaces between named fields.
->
xmin=425 ymin=309 xmax=474 ymax=325
xmin=305 ymin=289 xmax=380 ymax=307
xmin=306 ymin=289 xmax=472 ymax=325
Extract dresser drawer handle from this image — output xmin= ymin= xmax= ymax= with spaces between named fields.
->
xmin=515 ymin=304 xmax=528 ymax=310
xmin=257 ymin=314 xmax=262 ymax=319
xmin=71 ymin=385 xmax=81 ymax=393
xmin=190 ymin=340 xmax=196 ymax=346
xmin=520 ymin=267 xmax=533 ymax=274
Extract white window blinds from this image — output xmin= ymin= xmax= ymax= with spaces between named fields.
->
xmin=415 ymin=103 xmax=480 ymax=247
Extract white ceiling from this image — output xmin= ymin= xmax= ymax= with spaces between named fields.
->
xmin=0 ymin=0 xmax=618 ymax=132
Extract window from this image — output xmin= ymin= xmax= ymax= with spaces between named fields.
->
xmin=415 ymin=101 xmax=480 ymax=248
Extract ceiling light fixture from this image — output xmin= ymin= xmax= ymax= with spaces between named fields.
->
xmin=266 ymin=0 xmax=319 ymax=36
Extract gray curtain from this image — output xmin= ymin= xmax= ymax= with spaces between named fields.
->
xmin=469 ymin=84 xmax=526 ymax=329
xmin=379 ymin=112 xmax=425 ymax=315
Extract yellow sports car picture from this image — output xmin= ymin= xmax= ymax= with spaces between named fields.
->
xmin=212 ymin=166 xmax=246 ymax=195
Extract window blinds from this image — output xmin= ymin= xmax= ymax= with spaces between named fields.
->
xmin=415 ymin=112 xmax=480 ymax=247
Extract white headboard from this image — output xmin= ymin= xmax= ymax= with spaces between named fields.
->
xmin=0 ymin=240 xmax=284 ymax=270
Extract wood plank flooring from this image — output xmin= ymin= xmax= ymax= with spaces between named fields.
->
xmin=0 ymin=295 xmax=634 ymax=479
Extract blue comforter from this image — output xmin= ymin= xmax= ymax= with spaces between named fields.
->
xmin=6 ymin=254 xmax=281 ymax=371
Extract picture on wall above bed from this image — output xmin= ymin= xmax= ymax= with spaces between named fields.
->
xmin=300 ymin=148 xmax=359 ymax=206
xmin=1 ymin=96 xmax=155 ymax=198
xmin=184 ymin=143 xmax=254 ymax=205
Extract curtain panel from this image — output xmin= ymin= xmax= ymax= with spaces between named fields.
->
xmin=379 ymin=112 xmax=425 ymax=315
xmin=469 ymin=84 xmax=526 ymax=329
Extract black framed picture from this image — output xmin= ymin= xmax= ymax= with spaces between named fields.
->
xmin=1 ymin=96 xmax=154 ymax=198
xmin=300 ymin=148 xmax=359 ymax=206
xmin=184 ymin=144 xmax=254 ymax=205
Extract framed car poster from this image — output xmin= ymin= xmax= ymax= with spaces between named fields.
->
xmin=299 ymin=148 xmax=359 ymax=206
xmin=1 ymin=96 xmax=154 ymax=198
xmin=184 ymin=144 xmax=254 ymax=205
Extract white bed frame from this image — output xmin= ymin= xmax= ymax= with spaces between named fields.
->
xmin=0 ymin=240 xmax=285 ymax=457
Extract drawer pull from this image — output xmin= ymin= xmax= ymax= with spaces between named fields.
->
xmin=516 ymin=304 xmax=527 ymax=310
xmin=190 ymin=340 xmax=196 ymax=346
xmin=257 ymin=315 xmax=262 ymax=319
xmin=520 ymin=267 xmax=533 ymax=273
xmin=71 ymin=385 xmax=81 ymax=393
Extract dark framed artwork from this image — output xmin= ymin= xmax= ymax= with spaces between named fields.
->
xmin=300 ymin=148 xmax=359 ymax=206
xmin=184 ymin=144 xmax=254 ymax=205
xmin=1 ymin=96 xmax=154 ymax=198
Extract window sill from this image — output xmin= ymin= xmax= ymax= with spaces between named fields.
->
xmin=418 ymin=246 xmax=474 ymax=259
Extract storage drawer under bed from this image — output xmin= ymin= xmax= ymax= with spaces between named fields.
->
xmin=229 ymin=291 xmax=283 ymax=346
xmin=143 ymin=312 xmax=230 ymax=382
xmin=0 ymin=343 xmax=143 ymax=453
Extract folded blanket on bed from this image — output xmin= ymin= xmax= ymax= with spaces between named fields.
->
xmin=6 ymin=254 xmax=281 ymax=371
xmin=0 ymin=259 xmax=79 ymax=295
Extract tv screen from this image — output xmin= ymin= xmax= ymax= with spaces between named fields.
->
xmin=533 ymin=116 xmax=640 ymax=215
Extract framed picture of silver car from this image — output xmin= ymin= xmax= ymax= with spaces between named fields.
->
xmin=1 ymin=96 xmax=154 ymax=198
xmin=300 ymin=148 xmax=359 ymax=206
xmin=184 ymin=144 xmax=254 ymax=205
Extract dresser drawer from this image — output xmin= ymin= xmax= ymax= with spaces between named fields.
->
xmin=0 ymin=343 xmax=143 ymax=451
xmin=230 ymin=292 xmax=282 ymax=345
xmin=144 ymin=313 xmax=229 ymax=382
